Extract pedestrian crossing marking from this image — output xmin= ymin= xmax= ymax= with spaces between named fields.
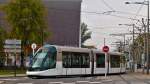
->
xmin=61 ymin=83 xmax=75 ymax=84
xmin=76 ymin=81 xmax=89 ymax=82
xmin=76 ymin=81 xmax=89 ymax=83
xmin=49 ymin=81 xmax=63 ymax=84
xmin=89 ymin=82 xmax=102 ymax=84
xmin=17 ymin=83 xmax=32 ymax=84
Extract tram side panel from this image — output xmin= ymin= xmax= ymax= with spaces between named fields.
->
xmin=56 ymin=49 xmax=63 ymax=76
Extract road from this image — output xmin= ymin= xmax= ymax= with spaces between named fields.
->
xmin=0 ymin=72 xmax=150 ymax=84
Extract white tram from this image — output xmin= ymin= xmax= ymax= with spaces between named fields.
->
xmin=26 ymin=45 xmax=126 ymax=77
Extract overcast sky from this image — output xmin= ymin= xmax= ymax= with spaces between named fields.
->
xmin=81 ymin=0 xmax=147 ymax=51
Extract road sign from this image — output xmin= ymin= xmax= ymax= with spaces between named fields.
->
xmin=31 ymin=43 xmax=37 ymax=56
xmin=5 ymin=39 xmax=21 ymax=45
xmin=4 ymin=49 xmax=21 ymax=53
xmin=102 ymin=46 xmax=109 ymax=52
xmin=31 ymin=43 xmax=37 ymax=49
xmin=4 ymin=39 xmax=21 ymax=53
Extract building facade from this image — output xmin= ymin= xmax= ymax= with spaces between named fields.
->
xmin=44 ymin=0 xmax=82 ymax=47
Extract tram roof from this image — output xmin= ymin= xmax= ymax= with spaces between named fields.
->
xmin=51 ymin=45 xmax=91 ymax=53
xmin=92 ymin=49 xmax=122 ymax=55
xmin=42 ymin=45 xmax=123 ymax=55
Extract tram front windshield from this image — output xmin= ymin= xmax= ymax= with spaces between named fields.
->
xmin=28 ymin=47 xmax=56 ymax=71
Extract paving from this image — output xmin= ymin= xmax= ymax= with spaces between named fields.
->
xmin=0 ymin=71 xmax=150 ymax=84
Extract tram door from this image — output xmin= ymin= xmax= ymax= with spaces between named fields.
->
xmin=95 ymin=53 xmax=106 ymax=74
xmin=62 ymin=52 xmax=71 ymax=76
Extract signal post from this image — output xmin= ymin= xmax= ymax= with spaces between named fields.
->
xmin=102 ymin=45 xmax=109 ymax=78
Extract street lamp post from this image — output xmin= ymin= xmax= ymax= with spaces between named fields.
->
xmin=125 ymin=1 xmax=149 ymax=74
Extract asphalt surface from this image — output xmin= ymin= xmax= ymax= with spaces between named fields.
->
xmin=0 ymin=72 xmax=150 ymax=84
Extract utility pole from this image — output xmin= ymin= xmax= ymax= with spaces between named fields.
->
xmin=146 ymin=0 xmax=149 ymax=74
xmin=132 ymin=24 xmax=135 ymax=72
xmin=142 ymin=18 xmax=147 ymax=73
xmin=104 ymin=38 xmax=106 ymax=46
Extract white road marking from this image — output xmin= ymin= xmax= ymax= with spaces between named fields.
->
xmin=49 ymin=82 xmax=63 ymax=84
xmin=89 ymin=82 xmax=102 ymax=84
xmin=76 ymin=81 xmax=89 ymax=84
xmin=86 ymin=77 xmax=93 ymax=79
xmin=17 ymin=83 xmax=33 ymax=84
xmin=1 ymin=78 xmax=19 ymax=81
xmin=61 ymin=83 xmax=75 ymax=84
xmin=101 ymin=79 xmax=112 ymax=82
xmin=76 ymin=81 xmax=89 ymax=82
xmin=0 ymin=81 xmax=4 ymax=84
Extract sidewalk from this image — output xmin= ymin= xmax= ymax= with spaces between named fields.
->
xmin=0 ymin=74 xmax=26 ymax=78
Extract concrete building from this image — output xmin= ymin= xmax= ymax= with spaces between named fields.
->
xmin=44 ymin=0 xmax=82 ymax=47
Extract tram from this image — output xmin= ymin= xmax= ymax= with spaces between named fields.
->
xmin=26 ymin=44 xmax=126 ymax=77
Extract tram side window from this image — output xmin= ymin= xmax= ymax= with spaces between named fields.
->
xmin=71 ymin=53 xmax=80 ymax=68
xmin=62 ymin=52 xmax=90 ymax=68
xmin=110 ymin=55 xmax=120 ymax=68
xmin=81 ymin=53 xmax=90 ymax=68
xmin=62 ymin=52 xmax=71 ymax=68
xmin=96 ymin=54 xmax=105 ymax=68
